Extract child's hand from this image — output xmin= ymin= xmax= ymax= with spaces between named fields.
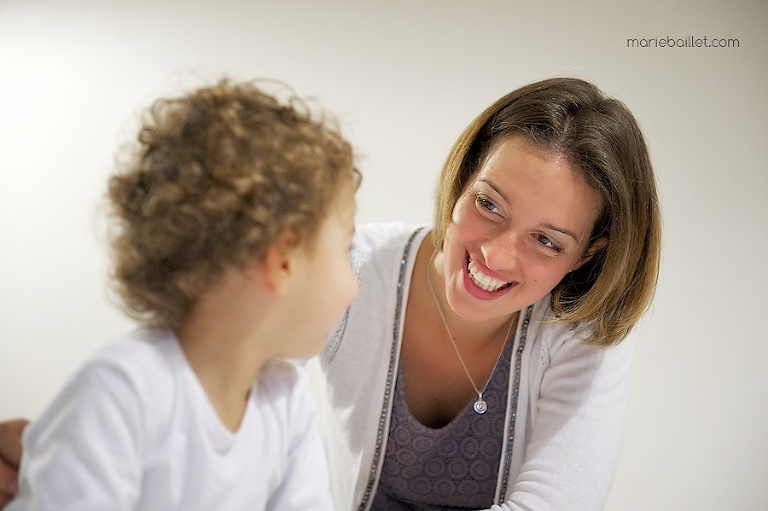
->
xmin=0 ymin=419 xmax=27 ymax=508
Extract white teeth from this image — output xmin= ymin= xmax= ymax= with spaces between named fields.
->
xmin=467 ymin=260 xmax=511 ymax=292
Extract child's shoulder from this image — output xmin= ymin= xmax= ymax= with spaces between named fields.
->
xmin=75 ymin=328 xmax=181 ymax=398
xmin=27 ymin=329 xmax=181 ymax=442
xmin=256 ymin=359 xmax=302 ymax=391
xmin=89 ymin=328 xmax=178 ymax=372
xmin=252 ymin=360 xmax=316 ymax=413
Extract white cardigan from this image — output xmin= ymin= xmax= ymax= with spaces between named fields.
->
xmin=307 ymin=222 xmax=634 ymax=511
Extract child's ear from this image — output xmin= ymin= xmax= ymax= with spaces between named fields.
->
xmin=257 ymin=231 xmax=300 ymax=294
xmin=571 ymin=236 xmax=608 ymax=272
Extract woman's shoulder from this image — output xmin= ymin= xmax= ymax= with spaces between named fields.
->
xmin=354 ymin=222 xmax=428 ymax=251
xmin=352 ymin=222 xmax=428 ymax=271
xmin=526 ymin=297 xmax=635 ymax=365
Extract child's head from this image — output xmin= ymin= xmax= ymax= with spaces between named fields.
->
xmin=107 ymin=79 xmax=361 ymax=330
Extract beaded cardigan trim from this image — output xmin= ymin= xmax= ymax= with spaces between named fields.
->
xmin=355 ymin=227 xmax=532 ymax=510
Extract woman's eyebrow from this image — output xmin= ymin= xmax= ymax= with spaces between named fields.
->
xmin=479 ymin=178 xmax=580 ymax=243
xmin=479 ymin=178 xmax=510 ymax=204
xmin=543 ymin=223 xmax=580 ymax=243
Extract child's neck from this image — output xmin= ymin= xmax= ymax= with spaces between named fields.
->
xmin=178 ymin=324 xmax=269 ymax=432
xmin=175 ymin=273 xmax=273 ymax=433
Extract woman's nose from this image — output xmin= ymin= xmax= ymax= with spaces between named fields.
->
xmin=480 ymin=229 xmax=519 ymax=272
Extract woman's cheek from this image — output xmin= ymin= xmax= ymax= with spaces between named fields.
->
xmin=450 ymin=196 xmax=476 ymax=228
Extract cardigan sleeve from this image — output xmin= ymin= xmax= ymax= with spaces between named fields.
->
xmin=491 ymin=331 xmax=635 ymax=511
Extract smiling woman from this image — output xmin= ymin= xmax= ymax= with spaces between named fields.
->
xmin=309 ymin=76 xmax=662 ymax=511
xmin=443 ymin=135 xmax=607 ymax=323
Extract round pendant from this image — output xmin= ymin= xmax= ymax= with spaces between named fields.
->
xmin=473 ymin=399 xmax=488 ymax=414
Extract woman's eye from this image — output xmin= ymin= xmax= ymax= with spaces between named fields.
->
xmin=536 ymin=234 xmax=561 ymax=252
xmin=476 ymin=195 xmax=498 ymax=213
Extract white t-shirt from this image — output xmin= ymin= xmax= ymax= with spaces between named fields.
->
xmin=9 ymin=328 xmax=334 ymax=511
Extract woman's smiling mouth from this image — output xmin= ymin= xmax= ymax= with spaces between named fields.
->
xmin=467 ymin=256 xmax=514 ymax=292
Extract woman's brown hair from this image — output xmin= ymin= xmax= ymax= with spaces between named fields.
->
xmin=434 ymin=77 xmax=661 ymax=347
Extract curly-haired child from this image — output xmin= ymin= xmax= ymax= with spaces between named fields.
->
xmin=7 ymin=79 xmax=360 ymax=510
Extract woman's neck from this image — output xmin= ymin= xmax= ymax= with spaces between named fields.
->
xmin=417 ymin=233 xmax=514 ymax=348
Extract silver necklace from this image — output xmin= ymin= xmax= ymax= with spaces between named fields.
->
xmin=426 ymin=250 xmax=515 ymax=414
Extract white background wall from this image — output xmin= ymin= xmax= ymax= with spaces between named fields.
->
xmin=1 ymin=1 xmax=766 ymax=509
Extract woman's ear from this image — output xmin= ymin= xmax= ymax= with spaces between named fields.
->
xmin=572 ymin=236 xmax=608 ymax=272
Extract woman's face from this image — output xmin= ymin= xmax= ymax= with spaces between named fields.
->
xmin=441 ymin=135 xmax=605 ymax=324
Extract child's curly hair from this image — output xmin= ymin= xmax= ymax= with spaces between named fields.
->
xmin=107 ymin=79 xmax=360 ymax=330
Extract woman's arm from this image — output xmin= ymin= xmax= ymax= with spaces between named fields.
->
xmin=0 ymin=419 xmax=27 ymax=508
xmin=493 ymin=334 xmax=635 ymax=511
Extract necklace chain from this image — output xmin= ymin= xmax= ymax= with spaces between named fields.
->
xmin=426 ymin=250 xmax=515 ymax=414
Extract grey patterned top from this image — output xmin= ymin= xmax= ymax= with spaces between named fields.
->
xmin=370 ymin=337 xmax=514 ymax=510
